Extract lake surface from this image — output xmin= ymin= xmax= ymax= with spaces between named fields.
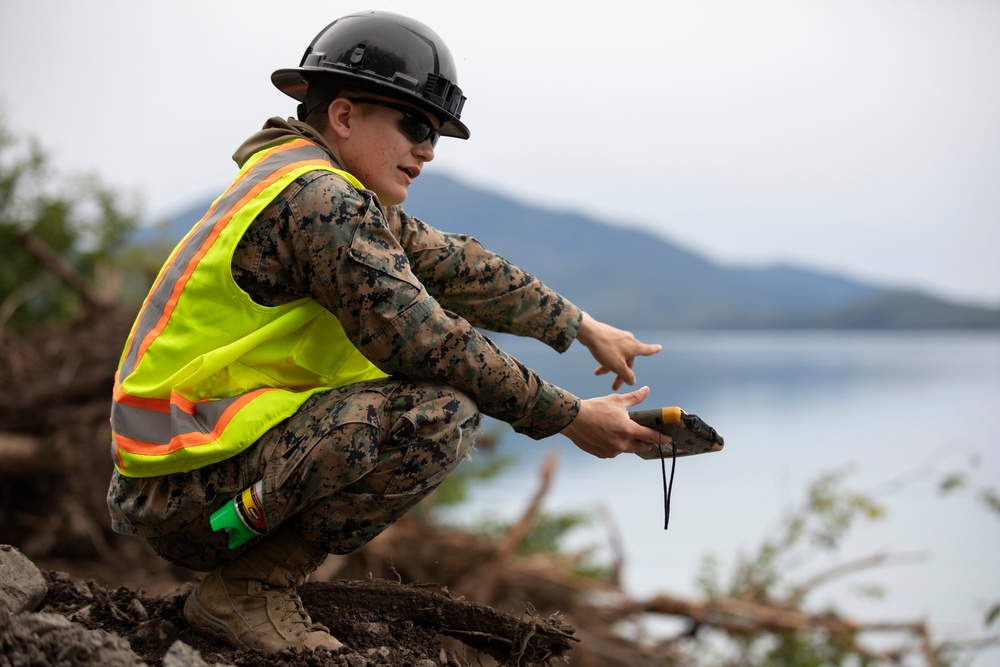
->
xmin=441 ymin=330 xmax=1000 ymax=663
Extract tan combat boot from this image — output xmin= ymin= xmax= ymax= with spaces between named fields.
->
xmin=183 ymin=524 xmax=343 ymax=652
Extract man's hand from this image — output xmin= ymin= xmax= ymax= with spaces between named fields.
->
xmin=576 ymin=312 xmax=663 ymax=390
xmin=559 ymin=386 xmax=666 ymax=459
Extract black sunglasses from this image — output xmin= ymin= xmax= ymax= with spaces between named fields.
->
xmin=347 ymin=98 xmax=440 ymax=147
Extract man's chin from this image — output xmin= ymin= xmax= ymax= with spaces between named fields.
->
xmin=378 ymin=187 xmax=406 ymax=207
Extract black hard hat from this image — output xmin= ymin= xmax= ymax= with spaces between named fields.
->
xmin=272 ymin=11 xmax=469 ymax=139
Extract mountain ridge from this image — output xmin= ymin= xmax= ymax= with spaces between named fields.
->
xmin=151 ymin=171 xmax=1000 ymax=329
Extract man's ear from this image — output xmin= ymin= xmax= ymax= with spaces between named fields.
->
xmin=326 ymin=98 xmax=354 ymax=140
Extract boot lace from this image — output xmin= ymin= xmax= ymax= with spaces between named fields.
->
xmin=267 ymin=585 xmax=329 ymax=635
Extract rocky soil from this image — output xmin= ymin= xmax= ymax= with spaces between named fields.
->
xmin=2 ymin=542 xmax=579 ymax=667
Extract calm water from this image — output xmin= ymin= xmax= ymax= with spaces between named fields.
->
xmin=442 ymin=331 xmax=1000 ymax=662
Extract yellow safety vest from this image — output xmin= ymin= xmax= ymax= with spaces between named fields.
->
xmin=111 ymin=138 xmax=387 ymax=477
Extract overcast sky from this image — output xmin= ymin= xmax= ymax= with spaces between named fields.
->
xmin=3 ymin=0 xmax=998 ymax=306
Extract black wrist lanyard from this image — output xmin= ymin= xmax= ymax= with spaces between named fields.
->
xmin=657 ymin=433 xmax=678 ymax=530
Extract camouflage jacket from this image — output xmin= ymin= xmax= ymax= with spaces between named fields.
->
xmin=229 ymin=118 xmax=583 ymax=439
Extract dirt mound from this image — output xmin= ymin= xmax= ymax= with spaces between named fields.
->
xmin=2 ymin=540 xmax=577 ymax=667
xmin=25 ymin=569 xmax=575 ymax=666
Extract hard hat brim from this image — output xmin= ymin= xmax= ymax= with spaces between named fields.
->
xmin=271 ymin=68 xmax=471 ymax=140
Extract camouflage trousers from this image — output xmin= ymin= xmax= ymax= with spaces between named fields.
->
xmin=107 ymin=378 xmax=479 ymax=571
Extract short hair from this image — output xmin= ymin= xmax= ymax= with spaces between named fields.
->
xmin=303 ymin=103 xmax=331 ymax=133
xmin=302 ymin=87 xmax=370 ymax=133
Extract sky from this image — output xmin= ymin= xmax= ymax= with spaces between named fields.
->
xmin=3 ymin=0 xmax=999 ymax=306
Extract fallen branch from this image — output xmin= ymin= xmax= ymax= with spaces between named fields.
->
xmin=595 ymin=503 xmax=626 ymax=587
xmin=459 ymin=449 xmax=559 ymax=604
xmin=301 ymin=578 xmax=578 ymax=666
xmin=789 ymin=550 xmax=928 ymax=603
xmin=497 ymin=450 xmax=558 ymax=557
xmin=0 ymin=432 xmax=72 ymax=475
xmin=639 ymin=591 xmax=943 ymax=665
xmin=16 ymin=231 xmax=107 ymax=310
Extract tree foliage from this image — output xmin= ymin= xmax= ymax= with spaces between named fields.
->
xmin=939 ymin=454 xmax=1000 ymax=633
xmin=0 ymin=114 xmax=142 ymax=328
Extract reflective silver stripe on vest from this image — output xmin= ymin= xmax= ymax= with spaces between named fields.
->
xmin=112 ymin=394 xmax=244 ymax=445
xmin=118 ymin=142 xmax=333 ymax=379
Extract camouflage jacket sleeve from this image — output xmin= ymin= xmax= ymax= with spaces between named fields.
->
xmin=383 ymin=205 xmax=582 ymax=353
xmin=232 ymin=172 xmax=580 ymax=439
